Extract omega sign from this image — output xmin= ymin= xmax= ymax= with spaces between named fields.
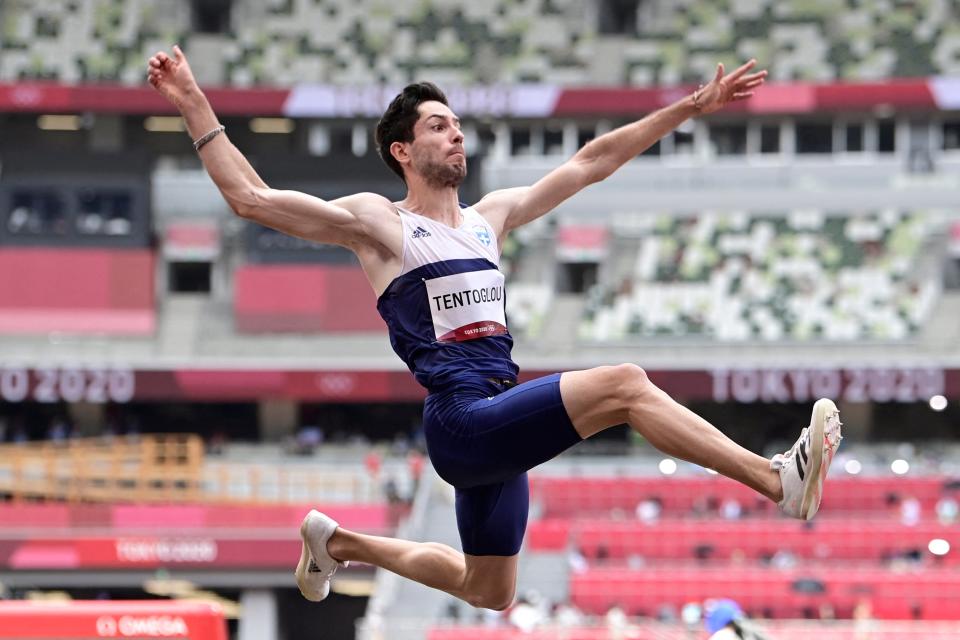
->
xmin=712 ymin=367 xmax=945 ymax=403
xmin=96 ymin=615 xmax=189 ymax=637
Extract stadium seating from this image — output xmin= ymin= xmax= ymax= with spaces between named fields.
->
xmin=523 ymin=472 xmax=959 ymax=623
xmin=504 ymin=282 xmax=553 ymax=337
xmin=4 ymin=0 xmax=960 ymax=85
xmin=579 ymin=210 xmax=939 ymax=342
xmin=528 ymin=517 xmax=956 ymax=563
xmin=426 ymin=620 xmax=960 ymax=640
xmin=570 ymin=565 xmax=960 ymax=619
xmin=529 ymin=475 xmax=956 ymax=517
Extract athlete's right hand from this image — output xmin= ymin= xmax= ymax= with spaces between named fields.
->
xmin=147 ymin=45 xmax=199 ymax=110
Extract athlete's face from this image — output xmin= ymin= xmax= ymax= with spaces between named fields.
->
xmin=407 ymin=101 xmax=467 ymax=189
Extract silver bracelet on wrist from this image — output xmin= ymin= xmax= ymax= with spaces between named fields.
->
xmin=193 ymin=124 xmax=225 ymax=151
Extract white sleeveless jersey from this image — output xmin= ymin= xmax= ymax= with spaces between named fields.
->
xmin=376 ymin=205 xmax=518 ymax=391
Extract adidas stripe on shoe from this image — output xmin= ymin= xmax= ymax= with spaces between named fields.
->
xmin=295 ymin=510 xmax=348 ymax=602
xmin=771 ymin=398 xmax=843 ymax=520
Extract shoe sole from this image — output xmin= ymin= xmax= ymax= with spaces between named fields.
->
xmin=800 ymin=398 xmax=835 ymax=519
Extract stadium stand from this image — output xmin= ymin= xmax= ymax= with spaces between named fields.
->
xmin=514 ymin=471 xmax=960 ymax=626
xmin=5 ymin=0 xmax=960 ymax=85
xmin=579 ymin=209 xmax=941 ymax=342
xmin=424 ymin=620 xmax=960 ymax=640
xmin=528 ymin=474 xmax=956 ymax=517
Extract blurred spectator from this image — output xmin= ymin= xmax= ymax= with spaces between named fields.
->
xmin=771 ymin=549 xmax=797 ymax=569
xmin=476 ymin=606 xmax=502 ymax=627
xmin=656 ymin=602 xmax=678 ymax=623
xmin=604 ymin=602 xmax=631 ymax=639
xmin=47 ymin=415 xmax=72 ymax=442
xmin=694 ymin=543 xmax=716 ymax=562
xmin=552 ymin=601 xmax=584 ymax=628
xmin=207 ymin=429 xmax=228 ymax=455
xmin=407 ymin=449 xmax=425 ymax=488
xmin=364 ymin=451 xmax=382 ymax=479
xmin=444 ymin=599 xmax=461 ymax=621
xmin=704 ymin=599 xmax=771 ymax=640
xmin=819 ymin=602 xmax=836 ymax=620
xmin=12 ymin=421 xmax=28 ymax=444
xmin=936 ymin=495 xmax=958 ymax=525
xmin=900 ymin=495 xmax=921 ymax=526
xmin=721 ymin=497 xmax=742 ymax=520
xmin=626 ymin=553 xmax=645 ymax=570
xmin=567 ymin=546 xmax=589 ymax=574
xmin=852 ymin=598 xmax=876 ymax=640
xmin=729 ymin=549 xmax=747 ymax=566
xmin=596 ymin=542 xmax=610 ymax=561
xmin=288 ymin=425 xmax=324 ymax=455
xmin=680 ymin=601 xmax=703 ymax=630
xmin=791 ymin=577 xmax=826 ymax=594
xmin=635 ymin=496 xmax=662 ymax=523
xmin=508 ymin=591 xmax=546 ymax=632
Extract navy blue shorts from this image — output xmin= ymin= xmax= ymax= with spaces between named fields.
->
xmin=422 ymin=373 xmax=582 ymax=556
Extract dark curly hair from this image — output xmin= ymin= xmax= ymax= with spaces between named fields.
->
xmin=375 ymin=82 xmax=449 ymax=183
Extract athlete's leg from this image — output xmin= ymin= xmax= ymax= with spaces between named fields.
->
xmin=560 ymin=364 xmax=782 ymax=502
xmin=327 ymin=529 xmax=517 ymax=609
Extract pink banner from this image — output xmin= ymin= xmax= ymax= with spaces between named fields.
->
xmin=0 ymin=78 xmax=947 ymax=116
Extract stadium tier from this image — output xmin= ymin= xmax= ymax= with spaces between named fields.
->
xmin=570 ymin=566 xmax=960 ymax=619
xmin=579 ymin=209 xmax=941 ymax=342
xmin=528 ymin=475 xmax=956 ymax=516
xmin=425 ymin=621 xmax=960 ymax=640
xmin=4 ymin=0 xmax=960 ymax=84
xmin=529 ymin=518 xmax=957 ymax=563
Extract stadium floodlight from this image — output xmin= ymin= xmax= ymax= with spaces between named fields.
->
xmin=891 ymin=459 xmax=910 ymax=475
xmin=929 ymin=395 xmax=948 ymax=411
xmin=928 ymin=538 xmax=950 ymax=556
xmin=658 ymin=458 xmax=677 ymax=475
xmin=844 ymin=459 xmax=862 ymax=475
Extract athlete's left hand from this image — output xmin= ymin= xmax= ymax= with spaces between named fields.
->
xmin=693 ymin=59 xmax=767 ymax=115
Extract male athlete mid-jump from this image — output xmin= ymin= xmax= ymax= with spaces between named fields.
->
xmin=148 ymin=46 xmax=842 ymax=611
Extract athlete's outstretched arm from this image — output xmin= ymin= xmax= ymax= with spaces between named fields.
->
xmin=147 ymin=46 xmax=394 ymax=249
xmin=478 ymin=60 xmax=766 ymax=236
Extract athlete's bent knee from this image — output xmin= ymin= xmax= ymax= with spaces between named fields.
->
xmin=612 ymin=363 xmax=651 ymax=404
xmin=467 ymin=585 xmax=515 ymax=611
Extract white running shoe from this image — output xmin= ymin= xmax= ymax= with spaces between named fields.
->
xmin=772 ymin=398 xmax=843 ymax=520
xmin=295 ymin=510 xmax=348 ymax=602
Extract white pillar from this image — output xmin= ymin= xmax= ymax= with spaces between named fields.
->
xmin=238 ymin=589 xmax=277 ymax=640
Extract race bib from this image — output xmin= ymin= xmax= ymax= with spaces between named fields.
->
xmin=424 ymin=270 xmax=508 ymax=342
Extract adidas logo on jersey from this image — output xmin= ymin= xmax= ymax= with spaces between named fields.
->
xmin=411 ymin=226 xmax=432 ymax=238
